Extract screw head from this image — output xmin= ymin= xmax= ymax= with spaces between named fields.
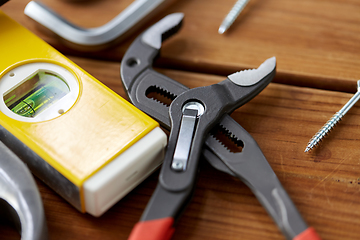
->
xmin=172 ymin=161 xmax=184 ymax=171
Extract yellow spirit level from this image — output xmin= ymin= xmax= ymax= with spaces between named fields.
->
xmin=0 ymin=11 xmax=167 ymax=216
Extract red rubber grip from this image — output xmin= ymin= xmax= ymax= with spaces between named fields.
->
xmin=128 ymin=217 xmax=175 ymax=240
xmin=294 ymin=227 xmax=321 ymax=240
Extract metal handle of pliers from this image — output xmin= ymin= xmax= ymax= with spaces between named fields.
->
xmin=204 ymin=116 xmax=321 ymax=240
xmin=128 ymin=92 xmax=210 ymax=240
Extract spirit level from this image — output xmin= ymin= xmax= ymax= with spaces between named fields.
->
xmin=0 ymin=11 xmax=167 ymax=216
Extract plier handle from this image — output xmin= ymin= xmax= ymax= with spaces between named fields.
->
xmin=121 ymin=13 xmax=321 ymax=240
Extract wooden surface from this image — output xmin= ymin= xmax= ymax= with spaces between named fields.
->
xmin=1 ymin=0 xmax=360 ymax=239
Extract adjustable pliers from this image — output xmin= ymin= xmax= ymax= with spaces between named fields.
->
xmin=120 ymin=13 xmax=321 ymax=240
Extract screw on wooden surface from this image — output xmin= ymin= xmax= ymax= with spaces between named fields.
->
xmin=305 ymin=80 xmax=360 ymax=152
xmin=218 ymin=0 xmax=250 ymax=34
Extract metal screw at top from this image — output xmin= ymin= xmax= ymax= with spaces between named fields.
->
xmin=218 ymin=0 xmax=250 ymax=34
xmin=305 ymin=80 xmax=360 ymax=152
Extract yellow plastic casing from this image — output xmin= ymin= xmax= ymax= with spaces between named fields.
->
xmin=0 ymin=11 xmax=161 ymax=212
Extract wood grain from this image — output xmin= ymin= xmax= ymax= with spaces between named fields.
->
xmin=1 ymin=0 xmax=360 ymax=239
xmin=2 ymin=0 xmax=360 ymax=92
xmin=2 ymin=56 xmax=360 ymax=239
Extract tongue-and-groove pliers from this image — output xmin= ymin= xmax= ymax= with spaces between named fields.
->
xmin=120 ymin=13 xmax=321 ymax=240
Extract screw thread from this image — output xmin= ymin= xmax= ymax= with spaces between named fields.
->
xmin=305 ymin=111 xmax=343 ymax=152
xmin=305 ymin=80 xmax=360 ymax=152
xmin=227 ymin=0 xmax=249 ymax=20
xmin=218 ymin=0 xmax=250 ymax=34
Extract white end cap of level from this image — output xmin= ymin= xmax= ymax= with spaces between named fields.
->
xmin=84 ymin=127 xmax=167 ymax=216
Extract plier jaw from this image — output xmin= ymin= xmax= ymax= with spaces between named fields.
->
xmin=121 ymin=13 xmax=185 ymax=129
xmin=122 ymin=13 xmax=321 ymax=240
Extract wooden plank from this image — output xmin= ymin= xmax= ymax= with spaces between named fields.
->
xmin=2 ymin=56 xmax=360 ymax=239
xmin=2 ymin=0 xmax=360 ymax=91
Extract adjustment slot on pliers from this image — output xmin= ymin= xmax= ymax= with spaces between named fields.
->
xmin=210 ymin=124 xmax=244 ymax=153
xmin=145 ymin=85 xmax=176 ymax=107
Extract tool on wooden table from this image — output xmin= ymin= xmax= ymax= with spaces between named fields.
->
xmin=0 ymin=141 xmax=48 ymax=240
xmin=24 ymin=0 xmax=176 ymax=50
xmin=305 ymin=80 xmax=360 ymax=152
xmin=1 ymin=1 xmax=47 ymax=239
xmin=121 ymin=13 xmax=322 ymax=240
xmin=0 ymin=10 xmax=167 ymax=217
xmin=218 ymin=0 xmax=250 ymax=34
